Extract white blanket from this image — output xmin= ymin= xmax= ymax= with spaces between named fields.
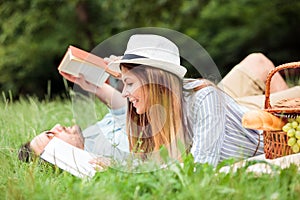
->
xmin=219 ymin=153 xmax=300 ymax=174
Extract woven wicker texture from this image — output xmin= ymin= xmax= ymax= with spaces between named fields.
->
xmin=263 ymin=62 xmax=300 ymax=159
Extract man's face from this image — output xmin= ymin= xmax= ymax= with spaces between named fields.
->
xmin=30 ymin=124 xmax=84 ymax=155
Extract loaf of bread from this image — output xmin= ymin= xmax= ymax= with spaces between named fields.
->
xmin=242 ymin=110 xmax=286 ymax=131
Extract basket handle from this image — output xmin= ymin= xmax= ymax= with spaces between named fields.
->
xmin=265 ymin=62 xmax=300 ymax=109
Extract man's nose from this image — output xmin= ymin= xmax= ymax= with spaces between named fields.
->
xmin=51 ymin=124 xmax=63 ymax=132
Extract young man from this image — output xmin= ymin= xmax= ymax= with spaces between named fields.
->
xmin=18 ymin=76 xmax=129 ymax=163
xmin=18 ymin=117 xmax=129 ymax=163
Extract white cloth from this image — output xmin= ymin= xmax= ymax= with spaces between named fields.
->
xmin=219 ymin=153 xmax=300 ymax=174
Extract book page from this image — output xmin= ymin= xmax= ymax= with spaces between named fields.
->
xmin=40 ymin=137 xmax=97 ymax=178
xmin=76 ymin=59 xmax=110 ymax=87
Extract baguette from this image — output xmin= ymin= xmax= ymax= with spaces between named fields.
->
xmin=242 ymin=110 xmax=286 ymax=131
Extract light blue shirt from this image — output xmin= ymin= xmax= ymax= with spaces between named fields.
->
xmin=82 ymin=107 xmax=129 ymax=160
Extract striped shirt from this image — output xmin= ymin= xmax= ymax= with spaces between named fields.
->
xmin=183 ymin=79 xmax=264 ymax=167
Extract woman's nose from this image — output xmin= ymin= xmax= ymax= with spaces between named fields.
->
xmin=121 ymin=89 xmax=130 ymax=98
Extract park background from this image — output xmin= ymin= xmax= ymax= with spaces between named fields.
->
xmin=1 ymin=0 xmax=299 ymax=99
xmin=1 ymin=1 xmax=300 ymax=199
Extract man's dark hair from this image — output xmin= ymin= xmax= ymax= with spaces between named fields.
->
xmin=18 ymin=141 xmax=35 ymax=162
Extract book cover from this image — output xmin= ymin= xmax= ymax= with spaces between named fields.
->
xmin=58 ymin=45 xmax=120 ymax=87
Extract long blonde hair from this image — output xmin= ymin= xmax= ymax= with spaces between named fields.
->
xmin=122 ymin=64 xmax=188 ymax=160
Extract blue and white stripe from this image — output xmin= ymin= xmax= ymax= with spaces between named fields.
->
xmin=184 ymin=79 xmax=264 ymax=167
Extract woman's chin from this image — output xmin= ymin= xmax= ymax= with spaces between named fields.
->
xmin=135 ymin=107 xmax=146 ymax=115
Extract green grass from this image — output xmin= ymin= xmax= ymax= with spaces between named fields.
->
xmin=283 ymin=68 xmax=300 ymax=87
xmin=1 ymin=94 xmax=300 ymax=200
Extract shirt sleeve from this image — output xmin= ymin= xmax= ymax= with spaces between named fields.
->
xmin=110 ymin=106 xmax=126 ymax=116
xmin=190 ymin=87 xmax=226 ymax=167
xmin=109 ymin=106 xmax=127 ymax=130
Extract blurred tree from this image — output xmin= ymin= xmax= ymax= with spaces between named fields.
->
xmin=0 ymin=0 xmax=299 ymax=99
xmin=0 ymin=0 xmax=121 ymax=98
xmin=186 ymin=0 xmax=300 ymax=76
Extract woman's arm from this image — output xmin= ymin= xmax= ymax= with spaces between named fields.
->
xmin=94 ymin=83 xmax=126 ymax=110
xmin=60 ymin=72 xmax=126 ymax=109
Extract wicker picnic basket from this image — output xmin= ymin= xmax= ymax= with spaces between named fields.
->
xmin=263 ymin=62 xmax=300 ymax=159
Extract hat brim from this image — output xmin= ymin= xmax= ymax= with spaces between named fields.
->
xmin=108 ymin=58 xmax=187 ymax=79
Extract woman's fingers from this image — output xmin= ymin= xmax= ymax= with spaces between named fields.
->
xmin=59 ymin=72 xmax=97 ymax=92
xmin=89 ymin=157 xmax=111 ymax=171
xmin=74 ymin=74 xmax=86 ymax=86
xmin=59 ymin=71 xmax=77 ymax=82
xmin=104 ymin=55 xmax=123 ymax=64
xmin=74 ymin=74 xmax=98 ymax=93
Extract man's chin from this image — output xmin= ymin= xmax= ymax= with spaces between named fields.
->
xmin=73 ymin=125 xmax=84 ymax=148
xmin=74 ymin=125 xmax=82 ymax=134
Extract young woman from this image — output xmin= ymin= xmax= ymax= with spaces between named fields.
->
xmin=108 ymin=34 xmax=300 ymax=166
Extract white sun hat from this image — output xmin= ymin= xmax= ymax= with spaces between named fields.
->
xmin=108 ymin=34 xmax=187 ymax=79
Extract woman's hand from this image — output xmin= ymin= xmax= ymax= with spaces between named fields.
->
xmin=75 ymin=74 xmax=98 ymax=93
xmin=103 ymin=55 xmax=123 ymax=65
xmin=89 ymin=156 xmax=111 ymax=171
xmin=60 ymin=71 xmax=98 ymax=94
xmin=59 ymin=71 xmax=77 ymax=83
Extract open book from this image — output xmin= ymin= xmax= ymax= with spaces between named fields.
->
xmin=58 ymin=45 xmax=121 ymax=87
xmin=40 ymin=137 xmax=98 ymax=178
